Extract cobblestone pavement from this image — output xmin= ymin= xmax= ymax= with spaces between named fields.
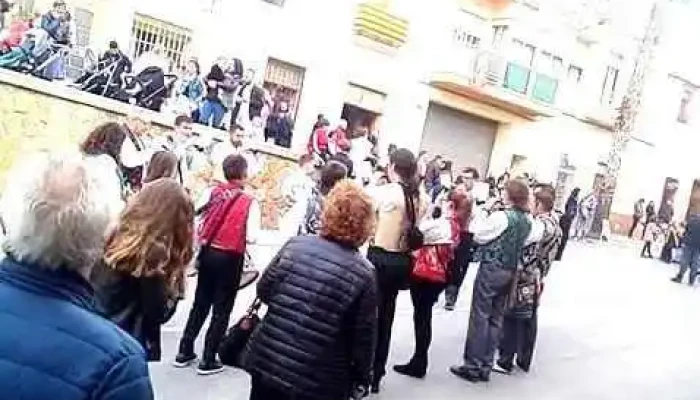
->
xmin=150 ymin=237 xmax=700 ymax=400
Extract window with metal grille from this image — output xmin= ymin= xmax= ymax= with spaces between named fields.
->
xmin=130 ymin=14 xmax=192 ymax=71
xmin=453 ymin=28 xmax=481 ymax=49
xmin=264 ymin=58 xmax=305 ymax=121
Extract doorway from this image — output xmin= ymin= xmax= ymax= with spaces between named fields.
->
xmin=341 ymin=103 xmax=380 ymax=139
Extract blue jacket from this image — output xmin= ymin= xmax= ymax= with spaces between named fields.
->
xmin=0 ymin=256 xmax=153 ymax=400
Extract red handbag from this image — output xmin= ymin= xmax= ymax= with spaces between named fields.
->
xmin=412 ymin=244 xmax=453 ymax=283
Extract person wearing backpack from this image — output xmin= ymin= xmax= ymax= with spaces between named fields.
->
xmin=173 ymin=155 xmax=260 ymax=375
xmin=367 ymin=148 xmax=427 ymax=394
xmin=450 ymin=179 xmax=543 ymax=383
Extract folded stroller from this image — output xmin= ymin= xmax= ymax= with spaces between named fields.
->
xmin=78 ymin=51 xmax=132 ymax=97
xmin=115 ymin=66 xmax=177 ymax=111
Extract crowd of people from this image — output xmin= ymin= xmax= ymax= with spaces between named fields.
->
xmin=0 ymin=101 xmax=576 ymax=399
xmin=0 ymin=1 xmax=301 ymax=147
xmin=625 ymin=196 xmax=700 ymax=287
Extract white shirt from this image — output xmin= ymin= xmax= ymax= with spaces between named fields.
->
xmin=278 ymin=170 xmax=314 ymax=237
xmin=84 ymin=155 xmax=125 ymax=219
xmin=210 ymin=142 xmax=260 ymax=177
xmin=350 ymin=137 xmax=374 ymax=183
xmin=246 ymin=199 xmax=262 ymax=244
xmin=469 ymin=207 xmax=544 ymax=246
xmin=120 ymin=134 xmax=151 ymax=169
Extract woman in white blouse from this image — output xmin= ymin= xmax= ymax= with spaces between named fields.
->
xmin=79 ymin=122 xmax=130 ymax=217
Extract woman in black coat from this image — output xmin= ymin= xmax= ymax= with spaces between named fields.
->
xmin=244 ymin=180 xmax=378 ymax=400
xmin=556 ymin=187 xmax=579 ymax=261
xmin=94 ymin=179 xmax=194 ymax=361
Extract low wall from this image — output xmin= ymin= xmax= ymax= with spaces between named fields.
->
xmin=0 ymin=69 xmax=298 ymax=228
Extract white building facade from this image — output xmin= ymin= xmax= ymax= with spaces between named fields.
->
xmin=21 ymin=0 xmax=699 ymax=226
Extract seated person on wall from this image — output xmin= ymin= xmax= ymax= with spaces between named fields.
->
xmin=40 ymin=0 xmax=74 ymax=80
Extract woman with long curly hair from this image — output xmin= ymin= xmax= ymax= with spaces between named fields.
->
xmin=244 ymin=180 xmax=378 ymax=400
xmin=93 ymin=178 xmax=195 ymax=361
xmin=80 ymin=122 xmax=129 ymax=214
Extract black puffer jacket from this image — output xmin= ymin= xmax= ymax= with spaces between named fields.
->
xmin=244 ymin=235 xmax=377 ymax=400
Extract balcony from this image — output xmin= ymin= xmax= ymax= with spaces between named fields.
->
xmin=430 ymin=49 xmax=559 ymax=119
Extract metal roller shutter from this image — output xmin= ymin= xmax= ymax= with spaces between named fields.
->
xmin=420 ymin=103 xmax=497 ymax=177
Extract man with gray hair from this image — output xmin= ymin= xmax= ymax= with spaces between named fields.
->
xmin=0 ymin=152 xmax=154 ymax=400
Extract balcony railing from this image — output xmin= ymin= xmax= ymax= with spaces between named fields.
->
xmin=441 ymin=49 xmax=559 ymax=106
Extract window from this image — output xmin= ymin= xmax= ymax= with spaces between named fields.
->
xmin=264 ymin=58 xmax=305 ymax=121
xmin=453 ymin=28 xmax=481 ymax=49
xmin=511 ymin=39 xmax=535 ymax=66
xmin=600 ymin=65 xmax=619 ymax=104
xmin=492 ymin=25 xmax=508 ymax=46
xmin=13 ymin=0 xmax=35 ymax=18
xmin=261 ymin=0 xmax=285 ymax=5
xmin=537 ymin=51 xmax=564 ymax=77
xmin=130 ymin=14 xmax=192 ymax=72
xmin=567 ymin=65 xmax=583 ymax=84
xmin=678 ymin=85 xmax=696 ymax=124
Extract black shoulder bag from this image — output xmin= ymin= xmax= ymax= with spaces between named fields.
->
xmin=218 ymin=297 xmax=262 ymax=368
xmin=402 ymin=185 xmax=424 ymax=251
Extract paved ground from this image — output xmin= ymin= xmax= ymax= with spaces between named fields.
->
xmin=150 ymin=237 xmax=700 ymax=400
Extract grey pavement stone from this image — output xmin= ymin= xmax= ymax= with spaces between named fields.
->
xmin=149 ymin=239 xmax=700 ymax=400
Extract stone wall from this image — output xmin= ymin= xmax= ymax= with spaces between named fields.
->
xmin=0 ymin=69 xmax=297 ymax=228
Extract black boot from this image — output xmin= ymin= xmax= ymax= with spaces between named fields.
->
xmin=393 ymin=357 xmax=427 ymax=379
xmin=370 ymin=376 xmax=381 ymax=394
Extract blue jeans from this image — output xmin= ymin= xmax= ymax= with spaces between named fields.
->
xmin=676 ymin=245 xmax=700 ymax=284
xmin=199 ymin=100 xmax=226 ymax=128
xmin=44 ymin=54 xmax=66 ymax=80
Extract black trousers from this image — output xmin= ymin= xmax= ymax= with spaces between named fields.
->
xmin=555 ymin=216 xmax=573 ymax=261
xmin=408 ymin=280 xmax=445 ymax=366
xmin=179 ymin=248 xmax=243 ymax=362
xmin=498 ymin=311 xmax=538 ymax=372
xmin=641 ymin=241 xmax=653 ymax=258
xmin=445 ymin=233 xmax=474 ymax=306
xmin=367 ymin=247 xmax=411 ymax=381
xmin=628 ymin=216 xmax=641 ymax=238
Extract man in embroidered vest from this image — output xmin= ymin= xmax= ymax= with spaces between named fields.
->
xmin=174 ymin=155 xmax=261 ymax=375
xmin=495 ymin=183 xmax=562 ymax=375
xmin=450 ymin=179 xmax=543 ymax=383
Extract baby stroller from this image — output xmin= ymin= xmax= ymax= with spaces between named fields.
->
xmin=114 ymin=66 xmax=177 ymax=111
